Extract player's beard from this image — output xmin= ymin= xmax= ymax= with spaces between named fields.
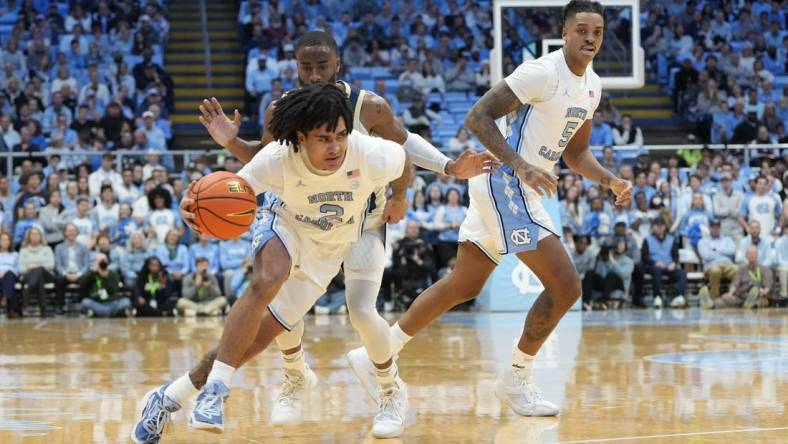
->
xmin=296 ymin=74 xmax=337 ymax=88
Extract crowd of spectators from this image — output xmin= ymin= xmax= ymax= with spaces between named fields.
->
xmin=0 ymin=0 xmax=226 ymax=318
xmin=0 ymin=0 xmax=175 ymax=162
xmin=239 ymin=0 xmax=494 ymax=146
xmin=563 ymin=149 xmax=786 ymax=310
xmin=641 ymin=0 xmax=787 ymax=144
xmin=1 ymin=1 xmax=786 ymax=318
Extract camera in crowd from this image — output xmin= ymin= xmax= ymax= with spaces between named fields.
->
xmin=99 ymin=260 xmax=109 ymax=271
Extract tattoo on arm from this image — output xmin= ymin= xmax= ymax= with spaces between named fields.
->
xmin=523 ymin=291 xmax=555 ymax=342
xmin=464 ymin=83 xmax=525 ymax=171
xmin=189 ymin=348 xmax=217 ymax=390
xmin=366 ymin=94 xmax=408 ymax=144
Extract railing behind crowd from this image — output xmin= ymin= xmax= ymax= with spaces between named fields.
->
xmin=2 ymin=144 xmax=786 ymax=180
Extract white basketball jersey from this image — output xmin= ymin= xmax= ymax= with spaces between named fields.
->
xmin=337 ymin=80 xmax=389 ymax=226
xmin=238 ymin=131 xmax=406 ymax=246
xmin=501 ymin=49 xmax=603 ymax=173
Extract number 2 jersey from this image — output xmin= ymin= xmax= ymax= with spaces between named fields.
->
xmin=237 ymin=131 xmax=406 ymax=248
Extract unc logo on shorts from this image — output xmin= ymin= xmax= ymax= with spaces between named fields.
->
xmin=510 ymin=227 xmax=532 ymax=246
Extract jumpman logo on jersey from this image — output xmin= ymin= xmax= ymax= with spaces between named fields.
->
xmin=296 ymin=180 xmax=306 ymax=188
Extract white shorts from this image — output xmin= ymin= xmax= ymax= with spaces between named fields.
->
xmin=251 ymin=195 xmax=346 ymax=330
xmin=459 ymin=171 xmax=558 ymax=265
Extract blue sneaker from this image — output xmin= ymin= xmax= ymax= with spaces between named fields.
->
xmin=132 ymin=384 xmax=181 ymax=444
xmin=189 ymin=380 xmax=229 ymax=433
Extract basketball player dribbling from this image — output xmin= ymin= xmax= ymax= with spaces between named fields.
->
xmin=133 ymin=84 xmax=411 ymax=443
xmin=132 ymin=32 xmax=496 ymax=442
xmin=194 ymin=31 xmax=496 ymax=423
xmin=198 ymin=32 xmax=496 ymax=424
xmin=347 ymin=0 xmax=633 ymax=416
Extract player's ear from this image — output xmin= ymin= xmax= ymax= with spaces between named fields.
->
xmin=296 ymin=130 xmax=306 ymax=146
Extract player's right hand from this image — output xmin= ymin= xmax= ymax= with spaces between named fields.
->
xmin=514 ymin=161 xmax=557 ymax=198
xmin=180 ymin=181 xmax=201 ymax=234
xmin=198 ymin=97 xmax=242 ymax=148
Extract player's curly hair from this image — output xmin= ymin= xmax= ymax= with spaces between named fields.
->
xmin=268 ymin=83 xmax=353 ymax=151
xmin=562 ymin=0 xmax=604 ymax=26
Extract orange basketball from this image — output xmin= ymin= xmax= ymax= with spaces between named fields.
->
xmin=188 ymin=171 xmax=257 ymax=240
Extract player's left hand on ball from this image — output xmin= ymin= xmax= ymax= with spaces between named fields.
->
xmin=180 ymin=182 xmax=201 ymax=234
xmin=446 ymin=150 xmax=501 ymax=179
xmin=611 ymin=179 xmax=633 ymax=206
xmin=383 ymin=196 xmax=409 ymax=224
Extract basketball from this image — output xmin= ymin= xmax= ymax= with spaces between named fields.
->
xmin=188 ymin=171 xmax=257 ymax=240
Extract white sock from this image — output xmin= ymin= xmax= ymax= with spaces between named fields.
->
xmin=390 ymin=323 xmax=412 ymax=355
xmin=163 ymin=372 xmax=198 ymax=405
xmin=510 ymin=346 xmax=535 ymax=373
xmin=206 ymin=360 xmax=235 ymax=388
xmin=282 ymin=348 xmax=305 ymax=374
xmin=374 ymin=360 xmax=398 ymax=388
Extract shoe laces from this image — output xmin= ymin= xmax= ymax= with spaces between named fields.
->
xmin=194 ymin=391 xmax=224 ymax=419
xmin=276 ymin=371 xmax=305 ymax=408
xmin=511 ymin=367 xmax=546 ymax=403
xmin=142 ymin=398 xmax=170 ymax=438
xmin=376 ymin=386 xmax=404 ymax=422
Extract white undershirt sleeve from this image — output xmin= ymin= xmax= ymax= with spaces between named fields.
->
xmin=403 ymin=132 xmax=451 ymax=174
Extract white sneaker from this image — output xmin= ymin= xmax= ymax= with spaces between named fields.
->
xmin=184 ymin=309 xmax=197 ymax=317
xmin=313 ymin=305 xmax=330 ymax=315
xmin=371 ymin=378 xmax=407 ymax=439
xmin=270 ymin=364 xmax=318 ymax=424
xmin=670 ymin=295 xmax=686 ymax=308
xmin=653 ymin=296 xmax=663 ymax=309
xmin=346 ymin=347 xmax=378 ymax=402
xmin=495 ymin=366 xmax=559 ymax=417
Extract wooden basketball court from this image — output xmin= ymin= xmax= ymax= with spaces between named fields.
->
xmin=0 ymin=309 xmax=786 ymax=443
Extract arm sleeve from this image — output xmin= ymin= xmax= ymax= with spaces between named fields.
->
xmin=403 ymin=132 xmax=450 ymax=173
xmin=362 ymin=135 xmax=407 ymax=186
xmin=236 ymin=144 xmax=284 ymax=195
xmin=503 ymin=59 xmax=552 ymax=104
